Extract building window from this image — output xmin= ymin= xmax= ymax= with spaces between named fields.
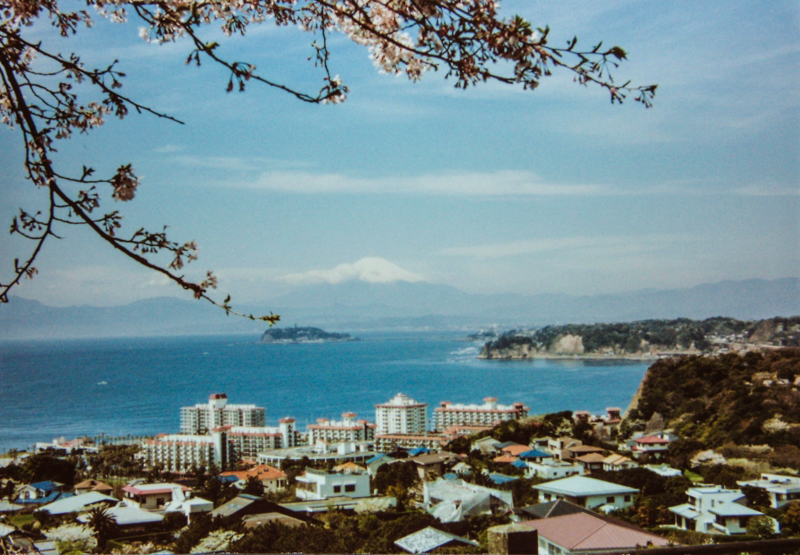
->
xmin=333 ymin=485 xmax=341 ymax=493
xmin=345 ymin=484 xmax=356 ymax=493
xmin=607 ymin=496 xmax=614 ymax=503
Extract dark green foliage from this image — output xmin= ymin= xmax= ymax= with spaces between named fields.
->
xmin=161 ymin=511 xmax=187 ymax=532
xmin=241 ymin=475 xmax=265 ymax=497
xmin=483 ymin=317 xmax=772 ymax=355
xmin=87 ymin=445 xmax=142 ymax=478
xmin=741 ymin=485 xmax=771 ymax=509
xmin=696 ymin=464 xmax=752 ymax=488
xmin=446 ymin=435 xmax=472 ymax=454
xmin=172 ymin=513 xmax=223 ymax=554
xmin=374 ymin=461 xmax=419 ymax=496
xmin=84 ymin=506 xmax=119 ymax=551
xmin=631 ymin=348 xmax=800 ymax=463
xmin=10 ymin=454 xmax=78 ymax=487
xmin=198 ymin=475 xmax=238 ymax=507
xmin=778 ymin=501 xmax=800 ymax=536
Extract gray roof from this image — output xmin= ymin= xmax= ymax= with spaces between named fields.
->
xmin=395 ymin=526 xmax=479 ymax=554
xmin=78 ymin=505 xmax=163 ymax=526
xmin=710 ymin=503 xmax=764 ymax=517
xmin=0 ymin=500 xmax=24 ymax=513
xmin=533 ymin=475 xmax=638 ymax=496
xmin=40 ymin=492 xmax=117 ymax=515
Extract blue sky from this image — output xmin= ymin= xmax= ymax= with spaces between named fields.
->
xmin=2 ymin=0 xmax=798 ymax=307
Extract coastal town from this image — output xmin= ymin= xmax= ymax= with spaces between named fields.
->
xmin=2 ymin=343 xmax=800 ymax=555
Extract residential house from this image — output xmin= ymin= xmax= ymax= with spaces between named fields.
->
xmin=473 ymin=436 xmax=502 ymax=455
xmin=163 ymin=487 xmax=213 ymax=523
xmin=73 ymin=479 xmax=114 ymax=496
xmin=631 ymin=433 xmax=672 ymax=461
xmin=295 ymin=469 xmax=370 ymax=501
xmin=211 ymin=494 xmax=318 ymax=525
xmin=423 ymin=478 xmax=513 ymax=523
xmin=669 ymin=485 xmax=779 ymax=535
xmin=525 ymin=461 xmax=584 ymax=481
xmin=737 ymin=473 xmax=800 ymax=508
xmin=533 ymin=476 xmax=637 ymax=511
xmin=40 ymin=492 xmax=117 ymax=515
xmin=409 ymin=452 xmax=461 ymax=481
xmin=575 ymin=453 xmax=606 ymax=473
xmin=219 ymin=464 xmax=289 ymax=493
xmin=14 ymin=482 xmax=69 ymax=505
xmin=121 ymin=483 xmax=192 ymax=511
xmin=78 ymin=505 xmax=163 ymax=534
xmin=563 ymin=445 xmax=605 ymax=463
xmin=520 ymin=511 xmax=671 ymax=555
xmin=546 ymin=438 xmax=583 ymax=462
xmin=395 ymin=526 xmax=479 ymax=554
xmin=603 ymin=454 xmax=638 ymax=472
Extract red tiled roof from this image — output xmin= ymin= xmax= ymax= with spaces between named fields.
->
xmin=522 ymin=513 xmax=671 ymax=551
xmin=635 ymin=435 xmax=671 ymax=444
xmin=219 ymin=464 xmax=287 ymax=482
xmin=493 ymin=455 xmax=518 ymax=464
xmin=501 ymin=444 xmax=531 ymax=456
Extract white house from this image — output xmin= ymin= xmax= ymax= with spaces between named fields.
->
xmin=295 ymin=469 xmax=370 ymax=501
xmin=738 ymin=474 xmax=800 ymax=509
xmin=533 ymin=476 xmax=637 ymax=511
xmin=525 ymin=461 xmax=584 ymax=481
xmin=121 ymin=483 xmax=192 ymax=511
xmin=631 ymin=433 xmax=672 ymax=460
xmin=669 ymin=485 xmax=779 ymax=535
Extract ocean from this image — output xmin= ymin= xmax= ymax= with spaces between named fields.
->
xmin=0 ymin=331 xmax=652 ymax=452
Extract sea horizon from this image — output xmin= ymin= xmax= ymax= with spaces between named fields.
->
xmin=0 ymin=331 xmax=651 ymax=453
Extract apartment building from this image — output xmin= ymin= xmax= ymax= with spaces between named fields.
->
xmin=375 ymin=393 xmax=428 ymax=435
xmin=308 ymin=413 xmax=377 ymax=443
xmin=433 ymin=397 xmax=529 ymax=432
xmin=180 ymin=393 xmax=266 ymax=434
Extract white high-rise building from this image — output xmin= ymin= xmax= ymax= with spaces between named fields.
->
xmin=375 ymin=393 xmax=428 ymax=435
xmin=308 ymin=413 xmax=376 ymax=443
xmin=433 ymin=397 xmax=529 ymax=432
xmin=180 ymin=393 xmax=266 ymax=434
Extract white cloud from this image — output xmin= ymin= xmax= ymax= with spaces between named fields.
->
xmin=280 ymin=257 xmax=426 ymax=285
xmin=243 ymin=169 xmax=609 ymax=196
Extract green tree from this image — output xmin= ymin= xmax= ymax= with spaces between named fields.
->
xmin=241 ymin=475 xmax=265 ymax=497
xmin=746 ymin=515 xmax=777 ymax=538
xmin=83 ymin=506 xmax=118 ymax=551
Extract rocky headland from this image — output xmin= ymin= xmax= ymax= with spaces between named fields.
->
xmin=477 ymin=316 xmax=800 ymax=360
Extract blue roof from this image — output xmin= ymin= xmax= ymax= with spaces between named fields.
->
xmin=408 ymin=447 xmax=431 ymax=456
xmin=366 ymin=454 xmax=388 ymax=464
xmin=489 ymin=473 xmax=519 ymax=485
xmin=30 ymin=481 xmax=61 ymax=492
xmin=518 ymin=449 xmax=552 ymax=459
xmin=443 ymin=473 xmax=458 ymax=481
xmin=511 ymin=459 xmax=528 ymax=468
xmin=219 ymin=475 xmax=239 ymax=484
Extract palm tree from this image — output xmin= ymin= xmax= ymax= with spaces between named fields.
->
xmin=84 ymin=506 xmax=118 ymax=551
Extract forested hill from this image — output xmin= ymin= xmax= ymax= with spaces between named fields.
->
xmin=478 ymin=316 xmax=800 ymax=359
xmin=260 ymin=326 xmax=356 ymax=344
xmin=627 ymin=348 xmax=800 ymax=467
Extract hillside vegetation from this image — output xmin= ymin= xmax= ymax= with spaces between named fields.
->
xmin=480 ymin=317 xmax=800 ymax=358
xmin=628 ymin=348 xmax=800 ymax=469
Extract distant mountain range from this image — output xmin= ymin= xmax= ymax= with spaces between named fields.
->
xmin=0 ymin=277 xmax=797 ymax=339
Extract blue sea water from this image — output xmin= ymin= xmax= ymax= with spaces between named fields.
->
xmin=0 ymin=332 xmax=652 ymax=452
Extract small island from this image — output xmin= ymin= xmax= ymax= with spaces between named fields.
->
xmin=261 ymin=326 xmax=357 ymax=344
